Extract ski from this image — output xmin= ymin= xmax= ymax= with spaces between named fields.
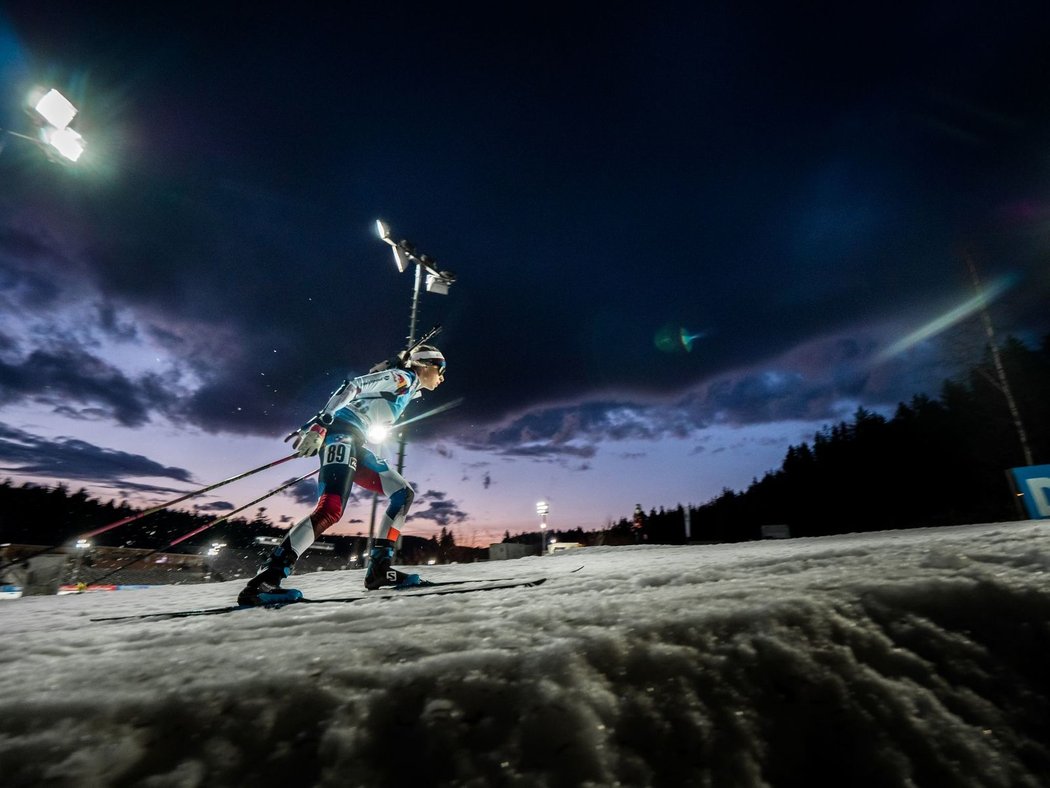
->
xmin=91 ymin=577 xmax=548 ymax=622
xmin=298 ymin=576 xmax=547 ymax=605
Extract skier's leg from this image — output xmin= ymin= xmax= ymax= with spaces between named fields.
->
xmin=356 ymin=449 xmax=423 ymax=589
xmin=239 ymin=434 xmax=358 ymax=605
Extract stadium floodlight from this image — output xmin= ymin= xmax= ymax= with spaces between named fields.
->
xmin=425 ymin=271 xmax=453 ymax=294
xmin=375 ymin=219 xmax=411 ymax=272
xmin=3 ymin=87 xmax=86 ymax=163
xmin=32 ymin=89 xmax=78 ymax=130
xmin=374 ymin=219 xmax=456 ymax=289
xmin=392 ymin=243 xmax=410 ymax=273
xmin=42 ymin=126 xmax=85 ymax=162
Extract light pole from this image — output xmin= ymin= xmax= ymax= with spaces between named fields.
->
xmin=366 ymin=220 xmax=457 ymax=560
xmin=73 ymin=538 xmax=91 ymax=589
xmin=964 ymin=252 xmax=1033 ymax=466
xmin=536 ymin=501 xmax=549 ymax=556
xmin=375 ymin=219 xmax=456 ymax=474
xmin=2 ymin=88 xmax=85 ymax=163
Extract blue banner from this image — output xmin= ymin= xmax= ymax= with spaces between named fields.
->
xmin=1010 ymin=465 xmax=1050 ymax=519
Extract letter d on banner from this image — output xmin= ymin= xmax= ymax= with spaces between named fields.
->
xmin=1009 ymin=465 xmax=1050 ymax=519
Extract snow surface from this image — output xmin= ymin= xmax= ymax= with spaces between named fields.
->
xmin=2 ymin=522 xmax=1050 ymax=787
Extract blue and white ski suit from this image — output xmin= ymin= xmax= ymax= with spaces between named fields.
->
xmin=282 ymin=368 xmax=423 ymax=559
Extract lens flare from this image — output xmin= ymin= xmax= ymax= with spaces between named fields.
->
xmin=655 ymin=325 xmax=708 ymax=353
xmin=397 ymin=397 xmax=464 ymax=428
xmin=877 ymin=273 xmax=1017 ymax=361
xmin=366 ymin=425 xmax=390 ymax=444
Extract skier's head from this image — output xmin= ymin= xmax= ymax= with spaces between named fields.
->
xmin=409 ymin=344 xmax=445 ymax=390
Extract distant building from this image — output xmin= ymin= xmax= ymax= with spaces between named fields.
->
xmin=488 ymin=543 xmax=534 ymax=560
xmin=761 ymin=524 xmax=791 ymax=539
xmin=548 ymin=542 xmax=584 ymax=554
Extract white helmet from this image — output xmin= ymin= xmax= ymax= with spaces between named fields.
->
xmin=408 ymin=344 xmax=445 ymax=372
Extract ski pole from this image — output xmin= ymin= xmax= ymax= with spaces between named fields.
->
xmin=78 ymin=454 xmax=299 ymax=540
xmin=0 ymin=454 xmax=302 ymax=577
xmin=85 ymin=468 xmax=319 ymax=587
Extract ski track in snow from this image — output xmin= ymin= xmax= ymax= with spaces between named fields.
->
xmin=2 ymin=521 xmax=1049 ymax=787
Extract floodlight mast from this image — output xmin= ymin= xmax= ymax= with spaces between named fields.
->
xmin=380 ymin=219 xmax=457 ymax=472
xmin=964 ymin=252 xmax=1033 ymax=467
xmin=374 ymin=219 xmax=456 ymax=348
xmin=367 ymin=220 xmax=458 ymax=560
xmin=537 ymin=501 xmax=550 ymax=556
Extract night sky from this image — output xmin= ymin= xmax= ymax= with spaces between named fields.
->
xmin=2 ymin=4 xmax=1049 ymax=544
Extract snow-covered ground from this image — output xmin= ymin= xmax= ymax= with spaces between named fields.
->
xmin=2 ymin=521 xmax=1049 ymax=787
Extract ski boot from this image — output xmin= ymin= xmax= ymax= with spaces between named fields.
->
xmin=364 ymin=540 xmax=426 ymax=590
xmin=237 ymin=545 xmax=303 ymax=606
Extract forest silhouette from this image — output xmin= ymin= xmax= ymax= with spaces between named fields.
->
xmin=619 ymin=334 xmax=1049 ymax=545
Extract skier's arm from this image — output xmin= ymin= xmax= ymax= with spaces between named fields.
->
xmin=285 ymin=368 xmax=415 ymax=445
xmin=282 ymin=377 xmax=360 ymax=444
xmin=316 ymin=378 xmax=362 ymax=425
xmin=316 ymin=369 xmax=412 ymax=424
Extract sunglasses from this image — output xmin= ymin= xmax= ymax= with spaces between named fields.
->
xmin=423 ymin=360 xmax=446 ymax=376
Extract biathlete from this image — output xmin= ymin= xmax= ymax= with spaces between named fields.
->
xmin=238 ymin=344 xmax=446 ymax=606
